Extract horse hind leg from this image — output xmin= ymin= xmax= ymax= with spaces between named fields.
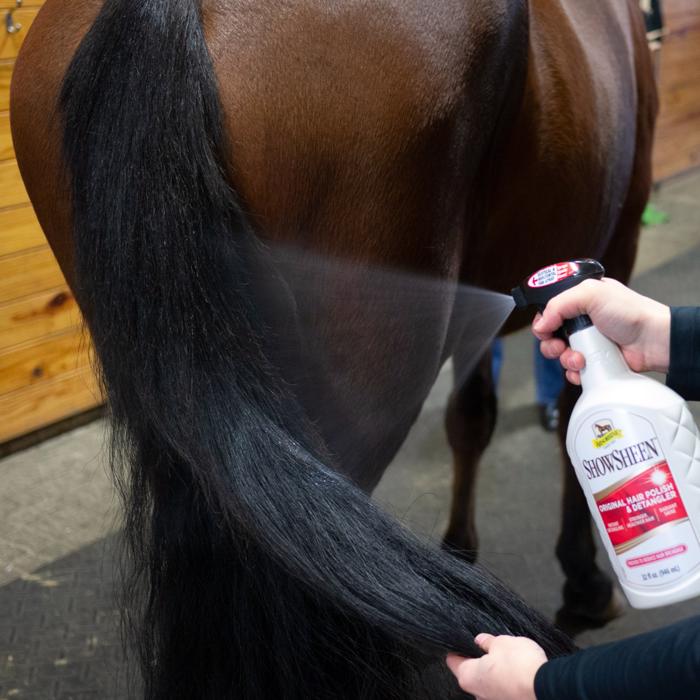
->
xmin=443 ymin=346 xmax=497 ymax=562
xmin=555 ymin=17 xmax=657 ymax=633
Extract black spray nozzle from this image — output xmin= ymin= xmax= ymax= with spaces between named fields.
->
xmin=511 ymin=259 xmax=605 ymax=336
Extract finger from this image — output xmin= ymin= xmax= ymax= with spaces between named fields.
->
xmin=531 ymin=313 xmax=544 ymax=337
xmin=536 ymin=279 xmax=602 ymax=335
xmin=533 ymin=315 xmax=553 ymax=340
xmin=532 ymin=314 xmax=554 ymax=340
xmin=559 ymin=348 xmax=585 ymax=371
xmin=540 ymin=338 xmax=566 ymax=359
xmin=565 ymin=369 xmax=581 ymax=386
xmin=474 ymin=633 xmax=495 ymax=652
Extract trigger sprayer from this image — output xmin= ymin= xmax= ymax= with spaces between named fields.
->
xmin=513 ymin=260 xmax=700 ymax=609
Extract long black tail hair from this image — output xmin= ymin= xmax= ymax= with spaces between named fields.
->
xmin=60 ymin=1 xmax=573 ymax=697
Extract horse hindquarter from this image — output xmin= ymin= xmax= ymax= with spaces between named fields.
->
xmin=12 ymin=2 xmax=574 ymax=698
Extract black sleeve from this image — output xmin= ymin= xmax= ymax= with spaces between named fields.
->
xmin=534 ymin=616 xmax=700 ymax=700
xmin=666 ymin=307 xmax=700 ymax=401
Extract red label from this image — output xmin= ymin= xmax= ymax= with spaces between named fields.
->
xmin=595 ymin=462 xmax=689 ymax=554
xmin=527 ymin=262 xmax=579 ymax=288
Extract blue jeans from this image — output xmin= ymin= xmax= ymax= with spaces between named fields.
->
xmin=491 ymin=338 xmax=504 ymax=389
xmin=533 ymin=337 xmax=564 ymax=406
xmin=490 ymin=338 xmax=564 ymax=405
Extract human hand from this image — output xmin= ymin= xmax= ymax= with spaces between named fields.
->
xmin=532 ymin=278 xmax=671 ymax=385
xmin=446 ymin=633 xmax=546 ymax=700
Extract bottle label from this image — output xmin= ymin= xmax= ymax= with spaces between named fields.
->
xmin=574 ymin=410 xmax=700 ymax=587
xmin=527 ymin=261 xmax=579 ymax=288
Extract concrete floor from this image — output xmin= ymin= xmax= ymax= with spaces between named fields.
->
xmin=1 ymin=172 xmax=699 ymax=698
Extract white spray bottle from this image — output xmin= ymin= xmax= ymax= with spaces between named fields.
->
xmin=513 ymin=260 xmax=700 ymax=609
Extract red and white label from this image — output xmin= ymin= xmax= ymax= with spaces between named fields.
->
xmin=527 ymin=261 xmax=579 ymax=288
xmin=595 ymin=462 xmax=689 ymax=554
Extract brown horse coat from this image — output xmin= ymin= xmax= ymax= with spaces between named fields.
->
xmin=12 ymin=0 xmax=656 ymax=629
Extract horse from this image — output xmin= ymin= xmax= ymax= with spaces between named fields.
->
xmin=11 ymin=0 xmax=656 ymax=697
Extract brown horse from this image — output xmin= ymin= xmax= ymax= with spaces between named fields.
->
xmin=11 ymin=0 xmax=656 ymax=696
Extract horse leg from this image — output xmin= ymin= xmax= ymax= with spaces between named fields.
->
xmin=443 ymin=347 xmax=497 ymax=562
xmin=555 ymin=11 xmax=657 ymax=632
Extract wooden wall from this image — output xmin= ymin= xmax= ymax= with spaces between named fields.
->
xmin=652 ymin=0 xmax=700 ymax=180
xmin=0 ymin=0 xmax=100 ymax=443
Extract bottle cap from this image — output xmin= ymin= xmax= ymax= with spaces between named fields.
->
xmin=511 ymin=259 xmax=605 ymax=335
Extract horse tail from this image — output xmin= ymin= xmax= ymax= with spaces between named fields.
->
xmin=60 ymin=1 xmax=573 ymax=697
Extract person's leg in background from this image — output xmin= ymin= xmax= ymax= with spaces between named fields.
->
xmin=492 ymin=337 xmax=562 ymax=431
xmin=534 ymin=337 xmax=565 ymax=431
xmin=491 ymin=338 xmax=504 ymax=391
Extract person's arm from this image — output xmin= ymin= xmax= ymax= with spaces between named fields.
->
xmin=667 ymin=307 xmax=700 ymax=401
xmin=446 ymin=616 xmax=700 ymax=700
xmin=535 ymin=615 xmax=700 ymax=700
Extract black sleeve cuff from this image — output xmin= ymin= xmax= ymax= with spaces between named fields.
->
xmin=534 ymin=616 xmax=700 ymax=700
xmin=666 ymin=306 xmax=700 ymax=401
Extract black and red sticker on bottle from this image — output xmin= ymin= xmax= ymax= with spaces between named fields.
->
xmin=527 ymin=262 xmax=580 ymax=288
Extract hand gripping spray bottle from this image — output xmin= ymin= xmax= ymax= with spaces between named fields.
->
xmin=513 ymin=260 xmax=700 ymax=608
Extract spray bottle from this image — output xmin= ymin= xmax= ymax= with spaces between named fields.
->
xmin=513 ymin=259 xmax=700 ymax=609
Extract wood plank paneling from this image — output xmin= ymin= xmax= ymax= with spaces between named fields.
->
xmin=0 ymin=286 xmax=78 ymax=350
xmin=0 ymin=158 xmax=29 ymax=207
xmin=652 ymin=2 xmax=700 ymax=180
xmin=1 ymin=1 xmax=46 ymax=8
xmin=0 ymin=369 xmax=100 ymax=443
xmin=0 ymin=8 xmax=40 ymax=60
xmin=0 ymin=62 xmax=11 ymax=111
xmin=0 ymin=327 xmax=90 ymax=394
xmin=0 ymin=247 xmax=65 ymax=301
xmin=663 ymin=0 xmax=700 ymax=26
xmin=0 ymin=205 xmax=46 ymax=255
xmin=0 ymin=110 xmax=12 ymax=160
xmin=0 ymin=0 xmax=100 ymax=445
